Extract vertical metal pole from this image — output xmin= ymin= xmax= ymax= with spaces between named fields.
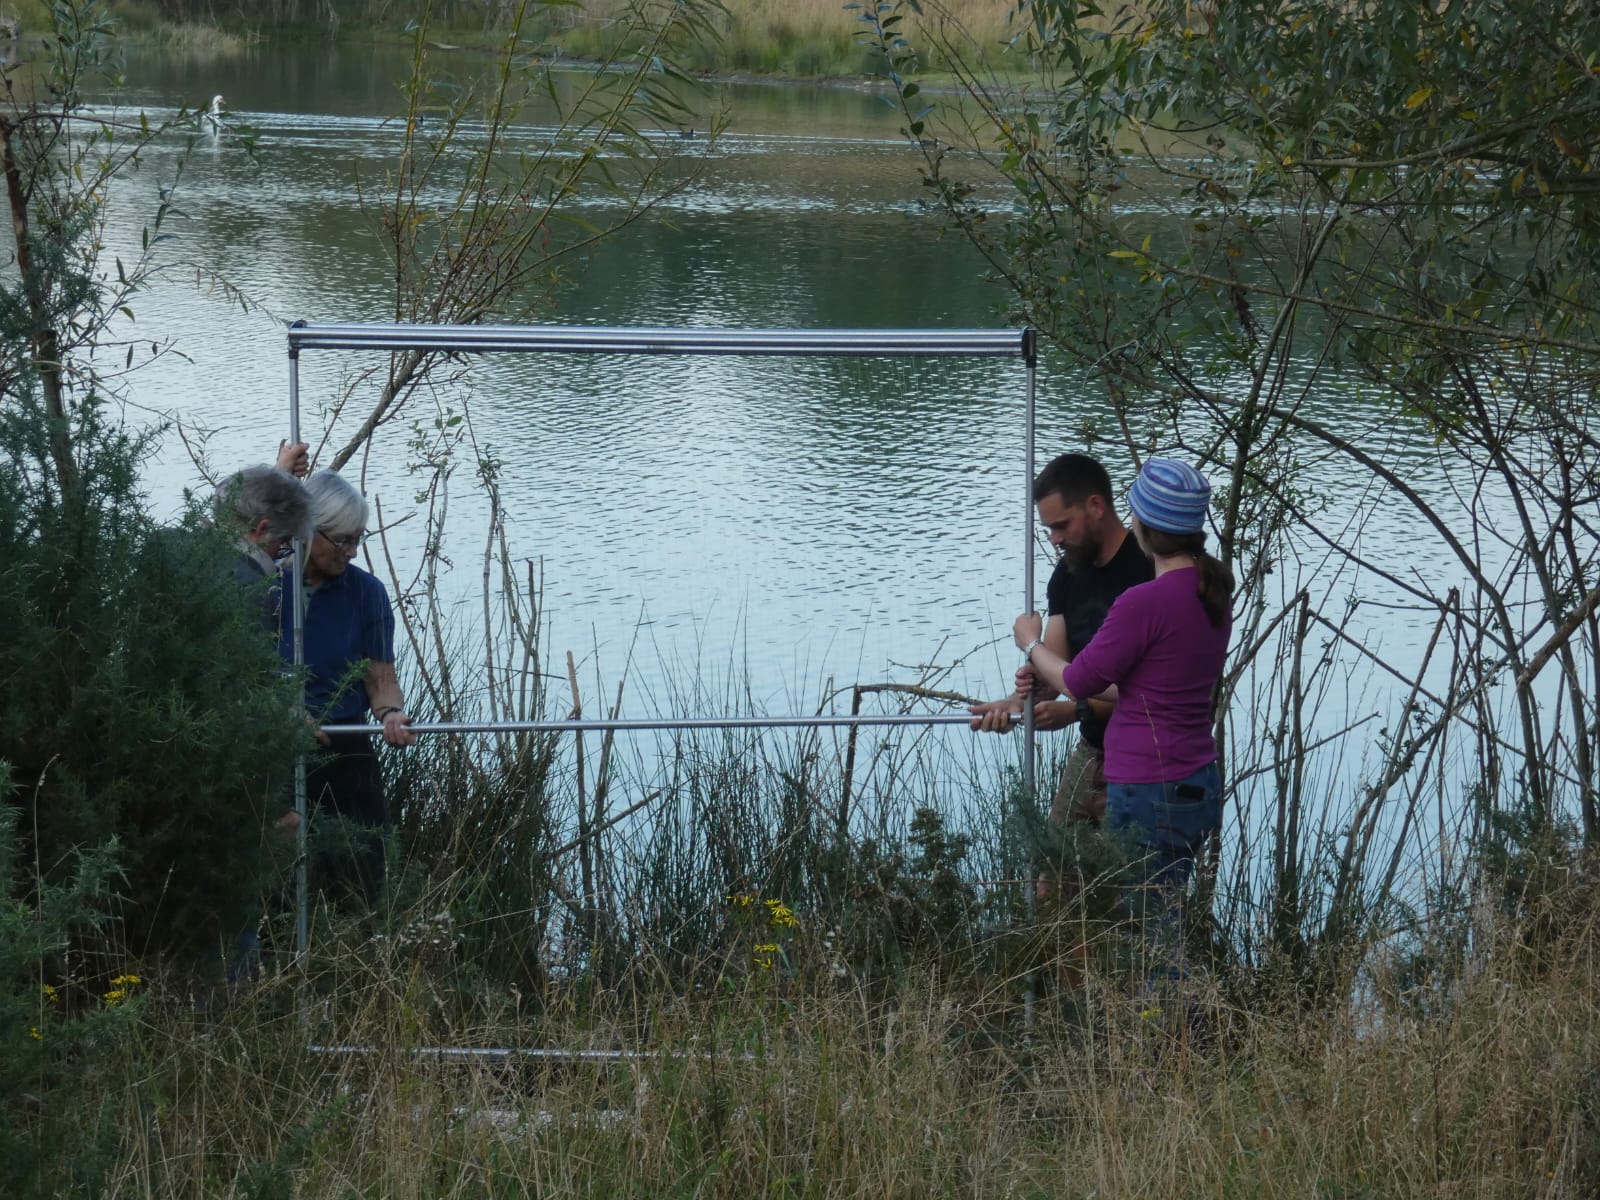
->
xmin=289 ymin=337 xmax=309 ymax=958
xmin=1022 ymin=333 xmax=1038 ymax=1030
xmin=1022 ymin=336 xmax=1037 ymax=794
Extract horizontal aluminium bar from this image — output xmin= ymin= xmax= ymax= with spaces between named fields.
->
xmin=309 ymin=1045 xmax=751 ymax=1063
xmin=319 ymin=713 xmax=988 ymax=736
xmin=287 ymin=321 xmax=1035 ymax=362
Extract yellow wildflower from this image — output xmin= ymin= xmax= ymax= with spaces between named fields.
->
xmin=104 ymin=973 xmax=143 ymax=1006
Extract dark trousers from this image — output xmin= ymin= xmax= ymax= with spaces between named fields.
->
xmin=307 ymin=731 xmax=388 ymax=910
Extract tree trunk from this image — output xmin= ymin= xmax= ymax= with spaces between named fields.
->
xmin=1 ymin=116 xmax=75 ymax=495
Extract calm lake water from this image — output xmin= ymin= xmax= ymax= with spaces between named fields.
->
xmin=82 ymin=42 xmax=1492 ymax=804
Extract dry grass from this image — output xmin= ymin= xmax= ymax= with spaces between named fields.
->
xmin=153 ymin=22 xmax=252 ymax=56
xmin=725 ymin=0 xmax=1021 ymax=47
xmin=73 ymin=898 xmax=1600 ymax=1198
xmin=540 ymin=0 xmax=1028 ymax=77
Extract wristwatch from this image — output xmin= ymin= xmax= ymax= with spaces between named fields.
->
xmin=1075 ymin=698 xmax=1094 ymax=725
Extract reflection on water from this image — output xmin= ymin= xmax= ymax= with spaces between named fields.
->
xmin=87 ymin=44 xmax=1467 ymax=723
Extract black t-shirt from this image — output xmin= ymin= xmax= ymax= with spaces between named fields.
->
xmin=1044 ymin=532 xmax=1154 ymax=747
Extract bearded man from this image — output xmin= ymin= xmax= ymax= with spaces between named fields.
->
xmin=970 ymin=453 xmax=1153 ymax=826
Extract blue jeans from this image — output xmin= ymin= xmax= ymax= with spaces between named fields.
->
xmin=1106 ymin=762 xmax=1222 ymax=980
xmin=1106 ymin=762 xmax=1223 ymax=894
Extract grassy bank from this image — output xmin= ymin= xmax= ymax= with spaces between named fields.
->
xmin=22 ymin=887 xmax=1600 ymax=1197
xmin=1 ymin=0 xmax=1030 ymax=81
xmin=537 ymin=0 xmax=1026 ymax=80
xmin=17 ymin=696 xmax=1600 ymax=1194
xmin=22 ymin=681 xmax=1597 ymax=1194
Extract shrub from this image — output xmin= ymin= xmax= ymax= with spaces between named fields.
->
xmin=0 ymin=786 xmax=139 ymax=1197
xmin=1 ymin=2 xmax=308 ymax=971
xmin=0 ymin=404 xmax=308 ymax=967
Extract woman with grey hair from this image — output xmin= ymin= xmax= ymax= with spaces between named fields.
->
xmin=298 ymin=470 xmax=414 ymax=907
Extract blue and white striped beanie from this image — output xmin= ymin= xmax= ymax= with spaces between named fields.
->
xmin=1127 ymin=457 xmax=1211 ymax=535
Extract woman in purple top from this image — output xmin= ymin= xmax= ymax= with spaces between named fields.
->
xmin=1012 ymin=457 xmax=1234 ymax=909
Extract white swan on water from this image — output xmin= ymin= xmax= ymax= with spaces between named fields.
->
xmin=201 ymin=94 xmax=226 ymax=133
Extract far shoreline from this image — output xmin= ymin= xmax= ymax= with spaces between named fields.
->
xmin=75 ymin=8 xmax=1038 ymax=97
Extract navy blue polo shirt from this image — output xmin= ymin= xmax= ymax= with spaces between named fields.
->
xmin=278 ymin=563 xmax=397 ymax=722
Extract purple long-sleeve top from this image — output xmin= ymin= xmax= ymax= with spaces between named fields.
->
xmin=1059 ymin=567 xmax=1230 ymax=784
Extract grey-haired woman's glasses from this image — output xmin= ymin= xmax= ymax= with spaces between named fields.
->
xmin=317 ymin=529 xmax=366 ymax=552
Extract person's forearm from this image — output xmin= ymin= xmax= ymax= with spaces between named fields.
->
xmin=363 ymin=660 xmax=405 ymax=717
xmin=1025 ymin=648 xmax=1116 ymax=718
xmin=1032 ymin=699 xmax=1073 ymax=731
xmin=364 ymin=660 xmax=417 ymax=746
xmin=1038 ymin=615 xmax=1068 ymax=699
xmin=1027 ymin=645 xmax=1072 ymax=698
